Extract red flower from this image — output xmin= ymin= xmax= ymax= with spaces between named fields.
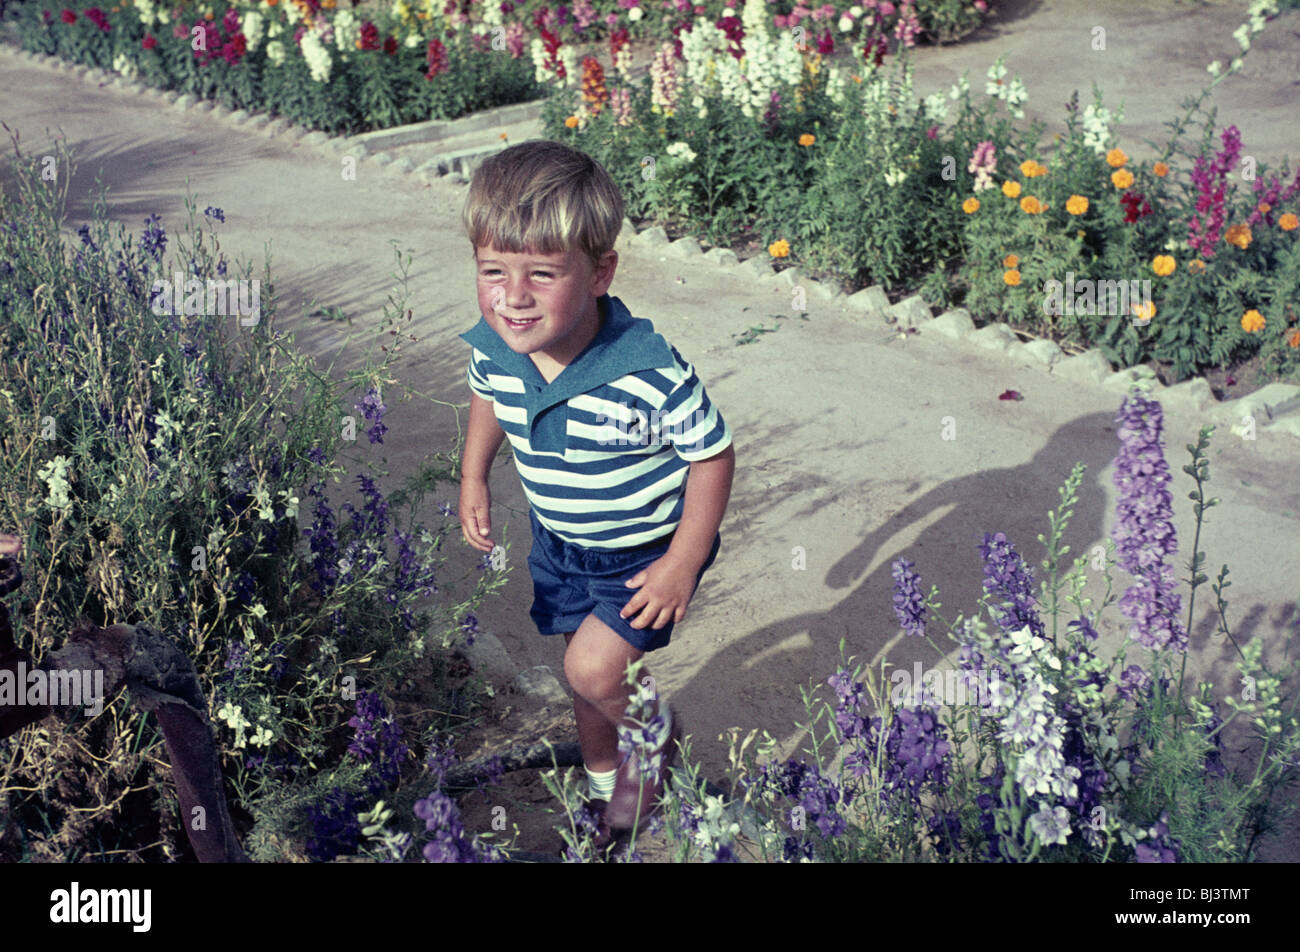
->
xmin=425 ymin=38 xmax=448 ymax=78
xmin=1120 ymin=190 xmax=1152 ymax=224
xmin=60 ymin=9 xmax=77 ymax=23
xmin=142 ymin=32 xmax=157 ymax=49
xmin=359 ymin=21 xmax=380 ymax=51
xmin=383 ymin=35 xmax=398 ymax=55
xmin=220 ymin=33 xmax=247 ymax=65
xmin=83 ymin=7 xmax=110 ymax=31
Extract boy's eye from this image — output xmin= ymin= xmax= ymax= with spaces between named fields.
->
xmin=482 ymin=270 xmax=554 ymax=278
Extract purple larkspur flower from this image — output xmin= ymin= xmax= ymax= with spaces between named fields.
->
xmin=979 ymin=532 xmax=1045 ymax=640
xmin=139 ymin=214 xmax=166 ymax=264
xmin=1134 ymin=811 xmax=1180 ymax=863
xmin=1112 ymin=393 xmax=1186 ymax=652
xmin=461 ymin=613 xmax=479 ymax=645
xmin=357 ymin=386 xmax=388 ymax=444
xmin=204 ymin=205 xmax=225 ymax=223
xmin=1117 ymin=664 xmax=1152 ymax=702
xmin=891 ymin=558 xmax=926 ymax=638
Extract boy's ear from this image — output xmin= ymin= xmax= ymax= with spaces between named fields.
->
xmin=593 ymin=250 xmax=618 ymax=294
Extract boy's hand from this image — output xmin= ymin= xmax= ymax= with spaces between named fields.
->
xmin=620 ymin=554 xmax=699 ymax=630
xmin=459 ymin=479 xmax=494 ymax=553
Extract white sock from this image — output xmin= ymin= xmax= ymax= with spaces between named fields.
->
xmin=586 ymin=765 xmax=617 ymax=801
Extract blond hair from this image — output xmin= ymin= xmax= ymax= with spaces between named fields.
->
xmin=461 ymin=140 xmax=624 ymax=271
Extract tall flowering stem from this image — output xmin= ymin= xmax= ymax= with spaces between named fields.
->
xmin=1111 ymin=390 xmax=1186 ymax=656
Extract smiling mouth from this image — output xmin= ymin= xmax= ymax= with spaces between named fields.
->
xmin=503 ymin=316 xmax=541 ymax=327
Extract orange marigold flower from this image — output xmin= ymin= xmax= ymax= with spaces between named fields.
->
xmin=1241 ymin=309 xmax=1265 ymax=333
xmin=1020 ymin=160 xmax=1047 ymax=178
xmin=1187 ymin=259 xmax=1206 ymax=274
xmin=799 ymin=133 xmax=815 ymax=146
xmin=1066 ymin=195 xmax=1089 ymax=215
xmin=1002 ymin=180 xmax=1021 ymax=198
xmin=1111 ymin=169 xmax=1134 ymax=189
xmin=769 ymin=239 xmax=791 ymax=258
xmin=1151 ymin=255 xmax=1176 ymax=277
xmin=1106 ymin=148 xmax=1127 ymax=168
xmin=1288 ymin=329 xmax=1300 ymax=348
xmin=204 ymin=10 xmax=214 ymax=18
xmin=1004 ymin=269 xmax=1021 ymax=286
xmin=1020 ymin=195 xmax=1044 ymax=214
xmin=1132 ymin=300 xmax=1156 ymax=322
xmin=1152 ymin=161 xmax=1169 ymax=177
xmin=1225 ymin=224 xmax=1252 ymax=249
xmin=564 ymin=115 xmax=580 ymax=128
xmin=1280 ymin=213 xmax=1299 ymax=231
xmin=1003 ymin=254 xmax=1019 ymax=269
xmin=962 ymin=197 xmax=980 ymax=214
xmin=1257 ymin=202 xmax=1271 ymax=214
xmin=852 ymin=75 xmax=862 ymax=83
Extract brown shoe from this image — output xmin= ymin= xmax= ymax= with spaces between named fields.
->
xmin=604 ymin=711 xmax=683 ymax=831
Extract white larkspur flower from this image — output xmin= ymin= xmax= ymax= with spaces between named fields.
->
xmin=113 ymin=52 xmax=139 ymax=80
xmin=250 ymin=724 xmax=274 ymax=747
xmin=265 ymin=39 xmax=286 ymax=66
xmin=1206 ymin=60 xmax=1222 ymax=77
xmin=949 ymin=74 xmax=969 ymax=100
xmin=1233 ymin=23 xmax=1251 ymax=50
xmin=923 ymin=91 xmax=949 ymax=122
xmin=1029 ymin=803 xmax=1072 ymax=846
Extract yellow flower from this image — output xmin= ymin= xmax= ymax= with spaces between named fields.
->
xmin=1241 ymin=309 xmax=1265 ymax=333
xmin=769 ymin=239 xmax=791 ymax=258
xmin=962 ymin=197 xmax=980 ymax=214
xmin=1132 ymin=300 xmax=1156 ymax=322
xmin=204 ymin=10 xmax=214 ymax=18
xmin=1224 ymin=224 xmax=1252 ymax=249
xmin=1066 ymin=195 xmax=1089 ymax=215
xmin=1187 ymin=259 xmax=1206 ymax=274
xmin=1111 ymin=169 xmax=1134 ymax=189
xmin=1151 ymin=255 xmax=1176 ymax=277
xmin=564 ymin=116 xmax=580 ymax=128
xmin=799 ymin=133 xmax=815 ymax=147
xmin=1257 ymin=202 xmax=1272 ymax=214
xmin=1020 ymin=160 xmax=1047 ymax=178
xmin=1002 ymin=180 xmax=1021 ymax=198
xmin=321 ymin=0 xmax=335 ymax=7
xmin=1279 ymin=213 xmax=1299 ymax=231
xmin=1106 ymin=148 xmax=1128 ymax=168
xmin=1003 ymin=269 xmax=1021 ymax=286
xmin=1020 ymin=195 xmax=1045 ymax=214
xmin=1152 ymin=161 xmax=1169 ymax=177
xmin=500 ymin=133 xmax=509 ymax=140
xmin=1003 ymin=254 xmax=1019 ymax=269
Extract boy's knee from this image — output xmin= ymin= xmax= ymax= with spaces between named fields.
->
xmin=563 ymin=642 xmax=618 ymax=702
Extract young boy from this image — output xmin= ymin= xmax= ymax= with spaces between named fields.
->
xmin=456 ymin=141 xmax=734 ymax=840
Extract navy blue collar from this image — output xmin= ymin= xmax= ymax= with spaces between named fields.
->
xmin=459 ymin=294 xmax=677 ymax=419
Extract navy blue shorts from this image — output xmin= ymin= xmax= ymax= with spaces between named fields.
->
xmin=526 ymin=508 xmax=721 ymax=653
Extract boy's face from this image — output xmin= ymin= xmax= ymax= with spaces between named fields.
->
xmin=474 ymin=243 xmax=617 ymax=368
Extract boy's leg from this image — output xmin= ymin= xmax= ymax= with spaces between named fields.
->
xmin=563 ymin=614 xmax=652 ymax=774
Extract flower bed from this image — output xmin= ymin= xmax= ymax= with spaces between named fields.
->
xmin=0 ymin=137 xmax=506 ymax=861
xmin=547 ymin=394 xmax=1300 ymax=863
xmin=9 ymin=0 xmax=995 ymax=133
xmin=537 ymin=0 xmax=1299 ymax=385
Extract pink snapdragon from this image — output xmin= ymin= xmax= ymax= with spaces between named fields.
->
xmin=1186 ymin=125 xmax=1241 ymax=260
xmin=968 ymin=140 xmax=997 ymax=191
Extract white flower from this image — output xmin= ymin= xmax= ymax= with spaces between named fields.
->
xmin=628 ymin=5 xmax=643 ymax=21
xmin=883 ymin=167 xmax=907 ymax=187
xmin=404 ymin=32 xmax=422 ymax=48
xmin=241 ymin=10 xmax=264 ymax=53
xmin=37 ymin=456 xmax=73 ymax=514
xmin=301 ymin=30 xmax=333 ymax=83
xmin=850 ymin=5 xmax=863 ymax=16
xmin=1233 ymin=23 xmax=1251 ymax=50
xmin=1229 ymin=57 xmax=1243 ymax=72
xmin=666 ymin=141 xmax=697 ymax=164
xmin=333 ymin=9 xmax=360 ymax=53
xmin=923 ymin=91 xmax=948 ymax=122
xmin=217 ymin=702 xmax=252 ymax=748
xmin=838 ymin=15 xmax=853 ymax=33
xmin=250 ymin=724 xmax=274 ymax=748
xmin=1005 ymin=77 xmax=1027 ymax=119
xmin=1028 ymin=804 xmax=1072 ymax=846
xmin=949 ymin=74 xmax=969 ymax=100
xmin=266 ymin=40 xmax=286 ymax=66
xmin=279 ymin=490 xmax=300 ymax=520
xmin=1206 ymin=60 xmax=1222 ymax=77
xmin=113 ymin=52 xmax=139 ymax=80
xmin=248 ymin=603 xmax=268 ymax=620
xmin=985 ymin=56 xmax=1008 ymax=98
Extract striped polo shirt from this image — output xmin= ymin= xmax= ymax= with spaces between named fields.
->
xmin=459 ymin=294 xmax=731 ymax=549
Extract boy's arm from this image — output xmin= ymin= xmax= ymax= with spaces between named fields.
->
xmin=663 ymin=443 xmax=735 ymax=571
xmin=461 ymin=391 xmax=506 ymax=482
